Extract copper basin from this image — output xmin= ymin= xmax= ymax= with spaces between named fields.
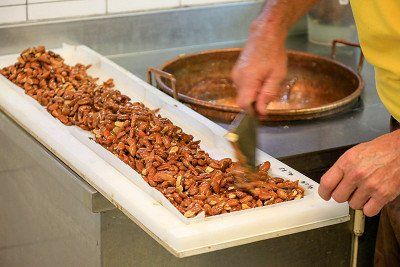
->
xmin=149 ymin=40 xmax=364 ymax=122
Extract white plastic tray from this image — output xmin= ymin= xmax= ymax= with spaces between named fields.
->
xmin=0 ymin=44 xmax=349 ymax=257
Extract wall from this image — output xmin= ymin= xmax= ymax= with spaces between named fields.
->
xmin=0 ymin=0 xmax=259 ymax=26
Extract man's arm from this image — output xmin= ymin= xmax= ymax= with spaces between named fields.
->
xmin=234 ymin=1 xmax=400 ymax=217
xmin=232 ymin=0 xmax=319 ymax=114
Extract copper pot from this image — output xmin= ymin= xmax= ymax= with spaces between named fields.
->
xmin=147 ymin=39 xmax=364 ymax=122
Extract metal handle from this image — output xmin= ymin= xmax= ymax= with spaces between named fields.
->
xmin=146 ymin=67 xmax=179 ymax=100
xmin=331 ymin=39 xmax=365 ymax=75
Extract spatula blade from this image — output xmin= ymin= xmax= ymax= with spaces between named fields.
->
xmin=226 ymin=110 xmax=258 ymax=170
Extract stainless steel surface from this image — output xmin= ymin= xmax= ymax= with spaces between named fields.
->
xmin=0 ymin=111 xmax=104 ymax=266
xmin=0 ymin=112 xmax=114 ymax=213
xmin=100 ymin=208 xmax=351 ymax=267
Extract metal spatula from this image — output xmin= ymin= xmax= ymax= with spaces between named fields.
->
xmin=225 ymin=77 xmax=297 ymax=171
xmin=225 ymin=107 xmax=258 ymax=171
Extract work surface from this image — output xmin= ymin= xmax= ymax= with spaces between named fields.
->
xmin=110 ymin=35 xmax=390 ymax=159
xmin=0 ymin=44 xmax=348 ymax=256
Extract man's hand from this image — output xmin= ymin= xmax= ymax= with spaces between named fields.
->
xmin=319 ymin=130 xmax=400 ymax=217
xmin=231 ymin=0 xmax=319 ymax=114
xmin=232 ymin=23 xmax=287 ymax=114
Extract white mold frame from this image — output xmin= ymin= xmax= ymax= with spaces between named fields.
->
xmin=0 ymin=44 xmax=349 ymax=257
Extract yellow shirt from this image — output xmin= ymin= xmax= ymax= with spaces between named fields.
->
xmin=350 ymin=1 xmax=400 ymax=121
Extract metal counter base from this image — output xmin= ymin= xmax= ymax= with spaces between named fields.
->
xmin=0 ymin=111 xmax=352 ymax=266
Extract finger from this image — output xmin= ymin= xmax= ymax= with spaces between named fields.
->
xmin=363 ymin=197 xmax=384 ymax=217
xmin=235 ymin=77 xmax=262 ymax=109
xmin=318 ymin=164 xmax=344 ymax=201
xmin=331 ymin=172 xmax=358 ymax=203
xmin=348 ymin=187 xmax=371 ymax=210
xmin=256 ymin=76 xmax=282 ymax=115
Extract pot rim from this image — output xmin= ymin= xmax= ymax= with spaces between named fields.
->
xmin=155 ymin=47 xmax=364 ymax=117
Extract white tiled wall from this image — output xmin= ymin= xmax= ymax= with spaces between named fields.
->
xmin=0 ymin=5 xmax=26 ymax=24
xmin=28 ymin=0 xmax=106 ymax=20
xmin=0 ymin=0 xmax=26 ymax=6
xmin=181 ymin=0 xmax=243 ymax=6
xmin=108 ymin=0 xmax=180 ymax=13
xmin=0 ymin=0 xmax=252 ymax=25
xmin=27 ymin=0 xmax=65 ymax=3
